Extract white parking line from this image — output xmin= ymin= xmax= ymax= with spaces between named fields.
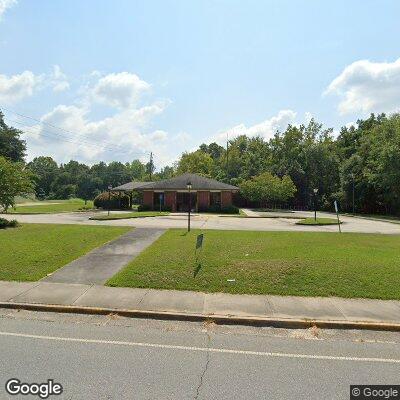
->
xmin=0 ymin=331 xmax=399 ymax=364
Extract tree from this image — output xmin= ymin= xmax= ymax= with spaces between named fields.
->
xmin=0 ymin=156 xmax=34 ymax=212
xmin=128 ymin=159 xmax=146 ymax=180
xmin=176 ymin=150 xmax=214 ymax=176
xmin=27 ymin=156 xmax=59 ymax=198
xmin=199 ymin=142 xmax=224 ymax=160
xmin=0 ymin=111 xmax=26 ymax=162
xmin=77 ymin=174 xmax=102 ymax=204
xmin=157 ymin=165 xmax=175 ymax=180
xmin=240 ymin=172 xmax=296 ymax=207
xmin=270 ymin=119 xmax=339 ymax=207
xmin=107 ymin=161 xmax=131 ymax=187
xmin=50 ymin=172 xmax=76 ymax=199
xmin=62 ymin=160 xmax=90 ymax=183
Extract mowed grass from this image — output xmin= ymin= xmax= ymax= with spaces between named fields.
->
xmin=7 ymin=199 xmax=94 ymax=214
xmin=0 ymin=224 xmax=131 ymax=281
xmin=90 ymin=211 xmax=170 ymax=220
xmin=108 ymin=229 xmax=400 ymax=300
xmin=296 ymin=217 xmax=341 ymax=225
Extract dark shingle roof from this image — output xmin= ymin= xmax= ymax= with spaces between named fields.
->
xmin=112 ymin=181 xmax=154 ymax=191
xmin=136 ymin=173 xmax=238 ymax=191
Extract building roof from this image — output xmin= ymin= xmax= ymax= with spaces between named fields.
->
xmin=112 ymin=181 xmax=154 ymax=191
xmin=136 ymin=173 xmax=239 ymax=191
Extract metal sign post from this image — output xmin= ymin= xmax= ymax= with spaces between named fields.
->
xmin=193 ymin=234 xmax=204 ymax=277
xmin=195 ymin=234 xmax=204 ymax=262
xmin=334 ymin=200 xmax=341 ymax=233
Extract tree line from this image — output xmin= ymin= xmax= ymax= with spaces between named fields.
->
xmin=1 ymin=109 xmax=400 ymax=215
xmin=177 ymin=113 xmax=400 ymax=214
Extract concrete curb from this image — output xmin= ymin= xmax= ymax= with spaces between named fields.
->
xmin=1 ymin=301 xmax=400 ymax=332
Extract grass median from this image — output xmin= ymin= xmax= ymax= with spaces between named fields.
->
xmin=296 ymin=217 xmax=341 ymax=225
xmin=0 ymin=223 xmax=131 ymax=281
xmin=7 ymin=199 xmax=94 ymax=214
xmin=108 ymin=229 xmax=400 ymax=300
xmin=89 ymin=211 xmax=170 ymax=220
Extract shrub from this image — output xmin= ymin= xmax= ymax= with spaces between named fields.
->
xmin=220 ymin=205 xmax=240 ymax=214
xmin=138 ymin=204 xmax=152 ymax=212
xmin=0 ymin=218 xmax=19 ymax=229
xmin=94 ymin=192 xmax=130 ymax=210
xmin=198 ymin=205 xmax=239 ymax=214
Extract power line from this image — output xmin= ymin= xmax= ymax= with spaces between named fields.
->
xmin=4 ymin=116 xmax=151 ymax=158
xmin=2 ymin=105 xmax=129 ymax=146
xmin=1 ymin=105 xmax=152 ymax=156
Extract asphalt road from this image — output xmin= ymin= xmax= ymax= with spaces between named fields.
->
xmin=2 ymin=209 xmax=400 ymax=234
xmin=1 ymin=310 xmax=399 ymax=399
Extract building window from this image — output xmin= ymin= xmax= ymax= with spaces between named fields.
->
xmin=210 ymin=192 xmax=221 ymax=207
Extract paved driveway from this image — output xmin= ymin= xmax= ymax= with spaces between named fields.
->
xmin=2 ymin=210 xmax=400 ymax=234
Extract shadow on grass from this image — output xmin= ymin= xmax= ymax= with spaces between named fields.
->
xmin=193 ymin=262 xmax=202 ymax=277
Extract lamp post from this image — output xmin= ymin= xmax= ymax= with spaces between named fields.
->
xmin=187 ymin=181 xmax=192 ymax=232
xmin=108 ymin=185 xmax=112 ymax=216
xmin=313 ymin=188 xmax=318 ymax=221
xmin=350 ymin=173 xmax=355 ymax=215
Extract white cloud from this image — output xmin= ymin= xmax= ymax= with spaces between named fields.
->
xmin=0 ymin=66 xmax=69 ymax=103
xmin=325 ymin=58 xmax=400 ymax=115
xmin=0 ymin=0 xmax=16 ymax=19
xmin=23 ymin=99 xmax=171 ymax=165
xmin=92 ymin=72 xmax=150 ymax=108
xmin=49 ymin=65 xmax=70 ymax=92
xmin=0 ymin=70 xmax=41 ymax=103
xmin=213 ymin=109 xmax=297 ymax=144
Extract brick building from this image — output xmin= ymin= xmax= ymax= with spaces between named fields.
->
xmin=114 ymin=173 xmax=239 ymax=212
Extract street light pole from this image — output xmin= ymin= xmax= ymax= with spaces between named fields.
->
xmin=187 ymin=181 xmax=192 ymax=232
xmin=108 ymin=185 xmax=112 ymax=216
xmin=313 ymin=188 xmax=318 ymax=221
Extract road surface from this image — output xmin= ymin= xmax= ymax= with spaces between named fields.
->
xmin=0 ymin=309 xmax=399 ymax=399
xmin=2 ymin=210 xmax=400 ymax=234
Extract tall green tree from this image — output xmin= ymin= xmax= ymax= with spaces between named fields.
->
xmin=77 ymin=174 xmax=102 ymax=204
xmin=176 ymin=150 xmax=214 ymax=176
xmin=0 ymin=156 xmax=34 ymax=212
xmin=27 ymin=156 xmax=59 ymax=198
xmin=240 ymin=172 xmax=296 ymax=207
xmin=0 ymin=111 xmax=26 ymax=162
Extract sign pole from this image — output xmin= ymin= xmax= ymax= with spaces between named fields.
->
xmin=334 ymin=200 xmax=341 ymax=233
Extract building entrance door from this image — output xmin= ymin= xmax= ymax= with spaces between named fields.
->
xmin=177 ymin=192 xmax=196 ymax=212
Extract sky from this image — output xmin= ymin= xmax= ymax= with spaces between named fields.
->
xmin=0 ymin=0 xmax=400 ymax=169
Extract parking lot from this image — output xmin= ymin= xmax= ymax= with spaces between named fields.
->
xmin=2 ymin=209 xmax=400 ymax=234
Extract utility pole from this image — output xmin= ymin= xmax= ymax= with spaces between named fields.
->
xmin=226 ymin=133 xmax=229 ymax=179
xmin=352 ymin=174 xmax=355 ymax=215
xmin=149 ymin=152 xmax=154 ymax=181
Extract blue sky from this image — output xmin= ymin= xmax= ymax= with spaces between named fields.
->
xmin=1 ymin=0 xmax=400 ymax=167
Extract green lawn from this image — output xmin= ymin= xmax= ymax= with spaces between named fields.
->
xmin=89 ymin=211 xmax=170 ymax=220
xmin=7 ymin=199 xmax=94 ymax=214
xmin=0 ymin=224 xmax=130 ymax=281
xmin=108 ymin=229 xmax=400 ymax=300
xmin=296 ymin=217 xmax=341 ymax=225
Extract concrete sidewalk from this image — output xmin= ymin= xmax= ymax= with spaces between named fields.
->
xmin=42 ymin=228 xmax=165 ymax=285
xmin=1 ymin=281 xmax=399 ymax=330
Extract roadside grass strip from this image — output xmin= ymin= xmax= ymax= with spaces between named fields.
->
xmin=0 ymin=224 xmax=131 ymax=281
xmin=108 ymin=229 xmax=400 ymax=300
